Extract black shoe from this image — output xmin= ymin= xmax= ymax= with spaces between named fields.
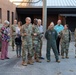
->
xmin=6 ymin=57 xmax=9 ymax=59
xmin=1 ymin=59 xmax=4 ymax=60
xmin=12 ymin=49 xmax=15 ymax=51
xmin=39 ymin=57 xmax=44 ymax=59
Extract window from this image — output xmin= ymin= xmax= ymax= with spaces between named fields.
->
xmin=11 ymin=12 xmax=14 ymax=24
xmin=7 ymin=10 xmax=10 ymax=22
xmin=0 ymin=8 xmax=2 ymax=19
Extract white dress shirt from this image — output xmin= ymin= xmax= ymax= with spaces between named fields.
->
xmin=38 ymin=25 xmax=44 ymax=33
xmin=16 ymin=27 xmax=20 ymax=34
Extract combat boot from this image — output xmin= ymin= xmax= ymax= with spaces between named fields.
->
xmin=65 ymin=56 xmax=69 ymax=59
xmin=56 ymin=60 xmax=60 ymax=63
xmin=22 ymin=61 xmax=27 ymax=66
xmin=35 ymin=54 xmax=41 ymax=63
xmin=47 ymin=60 xmax=50 ymax=62
xmin=27 ymin=57 xmax=33 ymax=65
xmin=34 ymin=53 xmax=36 ymax=59
xmin=66 ymin=52 xmax=69 ymax=59
xmin=62 ymin=56 xmax=65 ymax=59
xmin=35 ymin=58 xmax=41 ymax=63
xmin=31 ymin=59 xmax=34 ymax=63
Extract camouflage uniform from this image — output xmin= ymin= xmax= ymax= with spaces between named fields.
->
xmin=11 ymin=24 xmax=18 ymax=50
xmin=21 ymin=23 xmax=33 ymax=62
xmin=32 ymin=25 xmax=41 ymax=61
xmin=74 ymin=28 xmax=76 ymax=47
xmin=60 ymin=29 xmax=71 ymax=58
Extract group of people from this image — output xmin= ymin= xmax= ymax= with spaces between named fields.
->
xmin=45 ymin=20 xmax=71 ymax=63
xmin=0 ymin=17 xmax=44 ymax=66
xmin=0 ymin=17 xmax=73 ymax=66
xmin=20 ymin=18 xmax=44 ymax=66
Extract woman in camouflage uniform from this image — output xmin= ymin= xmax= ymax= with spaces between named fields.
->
xmin=60 ymin=24 xmax=71 ymax=59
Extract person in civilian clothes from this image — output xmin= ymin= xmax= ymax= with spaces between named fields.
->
xmin=1 ymin=20 xmax=10 ymax=60
xmin=38 ymin=19 xmax=44 ymax=59
xmin=54 ymin=20 xmax=64 ymax=55
xmin=15 ymin=21 xmax=22 ymax=58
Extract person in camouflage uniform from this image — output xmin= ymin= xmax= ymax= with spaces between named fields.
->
xmin=0 ymin=19 xmax=3 ymax=51
xmin=74 ymin=28 xmax=76 ymax=47
xmin=11 ymin=20 xmax=18 ymax=51
xmin=74 ymin=28 xmax=76 ymax=58
xmin=32 ymin=19 xmax=41 ymax=63
xmin=21 ymin=17 xmax=34 ymax=66
xmin=60 ymin=24 xmax=71 ymax=59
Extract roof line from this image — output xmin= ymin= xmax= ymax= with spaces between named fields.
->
xmin=16 ymin=6 xmax=76 ymax=8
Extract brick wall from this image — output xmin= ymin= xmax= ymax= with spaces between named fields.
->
xmin=0 ymin=0 xmax=16 ymax=24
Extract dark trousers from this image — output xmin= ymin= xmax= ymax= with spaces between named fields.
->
xmin=39 ymin=39 xmax=42 ymax=57
xmin=46 ymin=42 xmax=59 ymax=61
xmin=16 ymin=45 xmax=21 ymax=56
xmin=56 ymin=36 xmax=61 ymax=54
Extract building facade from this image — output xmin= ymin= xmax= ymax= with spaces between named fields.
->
xmin=1 ymin=0 xmax=76 ymax=31
xmin=0 ymin=0 xmax=16 ymax=24
xmin=16 ymin=0 xmax=76 ymax=32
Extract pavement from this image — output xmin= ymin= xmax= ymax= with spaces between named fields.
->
xmin=0 ymin=37 xmax=76 ymax=75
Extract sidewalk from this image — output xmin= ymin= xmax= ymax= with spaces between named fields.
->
xmin=0 ymin=39 xmax=76 ymax=75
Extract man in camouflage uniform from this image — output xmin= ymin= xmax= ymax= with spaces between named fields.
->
xmin=11 ymin=20 xmax=18 ymax=51
xmin=60 ymin=24 xmax=71 ymax=59
xmin=0 ymin=19 xmax=3 ymax=51
xmin=21 ymin=17 xmax=34 ymax=66
xmin=32 ymin=19 xmax=41 ymax=63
